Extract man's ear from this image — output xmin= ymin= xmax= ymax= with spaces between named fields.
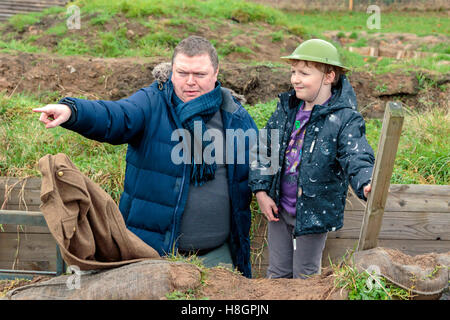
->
xmin=214 ymin=66 xmax=219 ymax=81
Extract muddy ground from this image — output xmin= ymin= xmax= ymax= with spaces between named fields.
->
xmin=0 ymin=51 xmax=448 ymax=117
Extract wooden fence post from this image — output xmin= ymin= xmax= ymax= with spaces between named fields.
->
xmin=357 ymin=101 xmax=404 ymax=251
xmin=349 ymin=0 xmax=354 ymax=11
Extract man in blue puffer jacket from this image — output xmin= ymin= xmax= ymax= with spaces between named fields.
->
xmin=33 ymin=36 xmax=258 ymax=278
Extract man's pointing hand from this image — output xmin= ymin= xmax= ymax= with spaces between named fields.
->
xmin=33 ymin=104 xmax=72 ymax=129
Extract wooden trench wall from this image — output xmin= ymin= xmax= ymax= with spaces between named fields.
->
xmin=0 ymin=177 xmax=449 ymax=278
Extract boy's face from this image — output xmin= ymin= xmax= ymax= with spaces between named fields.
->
xmin=290 ymin=60 xmax=334 ymax=103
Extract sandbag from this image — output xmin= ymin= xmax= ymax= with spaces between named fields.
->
xmin=351 ymin=247 xmax=450 ymax=296
xmin=4 ymin=260 xmax=201 ymax=300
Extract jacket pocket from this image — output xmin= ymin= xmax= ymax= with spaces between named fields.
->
xmin=301 ymin=184 xmax=333 ymax=197
xmin=61 ymin=214 xmax=78 ymax=240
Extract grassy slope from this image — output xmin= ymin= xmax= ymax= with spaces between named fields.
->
xmin=0 ymin=0 xmax=449 ymax=73
xmin=0 ymin=0 xmax=448 ymax=201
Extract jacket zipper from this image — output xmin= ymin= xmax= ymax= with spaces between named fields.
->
xmin=169 ymin=163 xmax=187 ymax=254
xmin=307 ymin=106 xmax=319 ymax=164
xmin=163 ymin=83 xmax=188 ymax=255
xmin=307 ymin=132 xmax=318 ymax=164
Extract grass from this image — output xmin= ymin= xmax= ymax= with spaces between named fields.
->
xmin=0 ymin=0 xmax=448 ymax=73
xmin=71 ymin=0 xmax=286 ymax=25
xmin=329 ymin=252 xmax=413 ymax=300
xmin=164 ymin=251 xmax=240 ymax=300
xmin=284 ymin=10 xmax=449 ymax=37
xmin=0 ymin=92 xmax=127 ymax=203
xmin=8 ymin=13 xmax=41 ymax=32
xmin=365 ymin=106 xmax=450 ymax=185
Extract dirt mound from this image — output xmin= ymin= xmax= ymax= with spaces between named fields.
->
xmin=0 ymin=51 xmax=291 ymax=105
xmin=199 ymin=267 xmax=346 ymax=300
xmin=0 ymin=52 xmax=448 ymax=116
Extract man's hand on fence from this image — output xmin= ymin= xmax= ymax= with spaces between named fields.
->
xmin=33 ymin=104 xmax=72 ymax=129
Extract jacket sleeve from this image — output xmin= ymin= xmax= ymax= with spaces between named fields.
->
xmin=248 ymin=101 xmax=282 ymax=194
xmin=60 ymin=88 xmax=152 ymax=145
xmin=336 ymin=111 xmax=375 ymax=201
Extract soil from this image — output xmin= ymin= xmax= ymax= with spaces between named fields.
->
xmin=198 ymin=267 xmax=347 ymax=300
xmin=0 ymin=275 xmax=50 ymax=297
xmin=384 ymin=248 xmax=440 ymax=269
xmin=0 ymin=51 xmax=448 ymax=117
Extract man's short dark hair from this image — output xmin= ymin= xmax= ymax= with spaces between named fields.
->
xmin=172 ymin=36 xmax=219 ymax=71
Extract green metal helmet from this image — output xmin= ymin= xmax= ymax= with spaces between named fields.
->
xmin=281 ymin=39 xmax=349 ymax=70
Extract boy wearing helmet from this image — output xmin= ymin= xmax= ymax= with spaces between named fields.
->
xmin=249 ymin=39 xmax=375 ymax=279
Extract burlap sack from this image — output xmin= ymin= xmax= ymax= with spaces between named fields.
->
xmin=4 ymin=260 xmax=201 ymax=300
xmin=351 ymin=247 xmax=449 ymax=296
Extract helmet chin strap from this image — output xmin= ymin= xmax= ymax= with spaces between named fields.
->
xmin=306 ymin=72 xmax=326 ymax=106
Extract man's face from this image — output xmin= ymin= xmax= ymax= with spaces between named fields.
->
xmin=171 ymin=53 xmax=219 ymax=103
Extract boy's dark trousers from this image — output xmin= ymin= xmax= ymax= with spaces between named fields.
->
xmin=267 ymin=208 xmax=328 ymax=279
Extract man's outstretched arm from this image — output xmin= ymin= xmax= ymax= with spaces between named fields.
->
xmin=33 ymin=88 xmax=152 ymax=145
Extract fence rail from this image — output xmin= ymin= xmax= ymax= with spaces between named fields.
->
xmin=252 ymin=0 xmax=450 ymax=11
xmin=0 ymin=0 xmax=68 ymax=22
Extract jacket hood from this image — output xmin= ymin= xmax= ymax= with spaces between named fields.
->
xmin=152 ymin=62 xmax=172 ymax=84
xmin=279 ymin=74 xmax=358 ymax=119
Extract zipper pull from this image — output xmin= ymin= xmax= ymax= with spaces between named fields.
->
xmin=293 ymin=235 xmax=297 ymax=251
xmin=307 ymin=138 xmax=316 ymax=164
xmin=309 ymin=139 xmax=316 ymax=153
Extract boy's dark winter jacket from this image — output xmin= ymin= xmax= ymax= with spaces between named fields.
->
xmin=249 ymin=75 xmax=375 ymax=236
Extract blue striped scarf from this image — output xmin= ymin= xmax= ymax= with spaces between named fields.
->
xmin=168 ymin=80 xmax=223 ymax=186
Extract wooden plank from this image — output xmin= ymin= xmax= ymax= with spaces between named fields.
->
xmin=3 ymin=177 xmax=447 ymax=212
xmin=0 ymin=224 xmax=49 ymax=233
xmin=250 ymin=207 xmax=450 ymax=242
xmin=0 ymin=232 xmax=57 ymax=271
xmin=0 ymin=210 xmax=47 ymax=227
xmin=329 ymin=210 xmax=450 ymax=241
xmin=0 ymin=190 xmax=41 ymax=207
xmin=323 ymin=238 xmax=450 ymax=267
xmin=0 ymin=204 xmax=40 ymax=211
xmin=0 ymin=177 xmax=42 ymax=190
xmin=358 ymin=101 xmax=404 ymax=251
xmin=0 ymin=177 xmax=42 ymax=210
xmin=345 ymin=184 xmax=450 ymax=212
